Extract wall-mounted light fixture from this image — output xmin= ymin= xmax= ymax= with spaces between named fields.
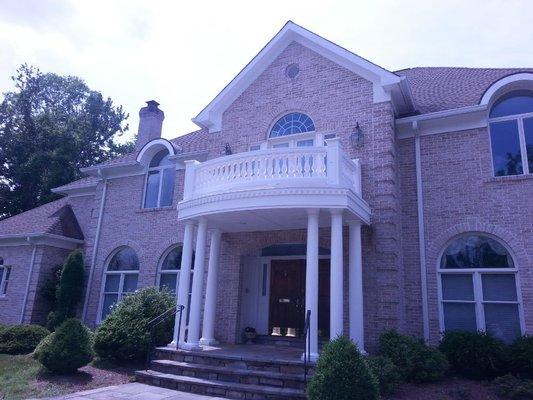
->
xmin=223 ymin=143 xmax=232 ymax=155
xmin=350 ymin=122 xmax=364 ymax=148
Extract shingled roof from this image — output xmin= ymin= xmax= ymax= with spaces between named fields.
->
xmin=396 ymin=67 xmax=533 ymax=114
xmin=0 ymin=198 xmax=84 ymax=240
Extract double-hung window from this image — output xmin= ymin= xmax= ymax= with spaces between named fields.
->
xmin=438 ymin=234 xmax=523 ymax=343
xmin=144 ymin=149 xmax=176 ymax=208
xmin=0 ymin=258 xmax=10 ymax=296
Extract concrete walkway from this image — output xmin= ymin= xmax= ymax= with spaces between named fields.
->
xmin=42 ymin=382 xmax=226 ymax=400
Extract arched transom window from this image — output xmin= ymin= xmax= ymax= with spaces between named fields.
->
xmin=438 ymin=234 xmax=523 ymax=343
xmin=269 ymin=112 xmax=315 ymax=138
xmin=100 ymin=247 xmax=139 ymax=321
xmin=143 ymin=149 xmax=175 ymax=208
xmin=489 ymin=91 xmax=533 ymax=176
xmin=0 ymin=257 xmax=10 ymax=296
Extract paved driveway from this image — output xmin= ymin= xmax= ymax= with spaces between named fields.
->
xmin=41 ymin=383 xmax=226 ymax=400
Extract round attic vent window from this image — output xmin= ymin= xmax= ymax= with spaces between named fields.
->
xmin=286 ymin=63 xmax=300 ymax=79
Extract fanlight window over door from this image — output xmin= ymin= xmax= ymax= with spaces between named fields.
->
xmin=269 ymin=113 xmax=315 ymax=138
xmin=438 ymin=234 xmax=523 ymax=343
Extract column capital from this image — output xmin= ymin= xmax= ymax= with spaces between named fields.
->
xmin=306 ymin=208 xmax=320 ymax=216
xmin=330 ymin=208 xmax=344 ymax=216
xmin=184 ymin=219 xmax=197 ymax=227
xmin=348 ymin=220 xmax=363 ymax=227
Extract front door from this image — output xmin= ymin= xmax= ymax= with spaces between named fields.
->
xmin=269 ymin=260 xmax=306 ymax=336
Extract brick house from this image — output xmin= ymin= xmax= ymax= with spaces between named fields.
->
xmin=1 ymin=21 xmax=532 ymax=360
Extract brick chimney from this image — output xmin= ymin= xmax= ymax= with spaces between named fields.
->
xmin=136 ymin=100 xmax=164 ymax=151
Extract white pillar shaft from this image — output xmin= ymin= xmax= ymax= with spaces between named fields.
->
xmin=172 ymin=221 xmax=195 ymax=346
xmin=200 ymin=229 xmax=222 ymax=346
xmin=330 ymin=210 xmax=344 ymax=338
xmin=303 ymin=210 xmax=319 ymax=361
xmin=349 ymin=222 xmax=364 ymax=352
xmin=184 ymin=218 xmax=208 ymax=350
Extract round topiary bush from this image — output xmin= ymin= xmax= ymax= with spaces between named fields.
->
xmin=34 ymin=318 xmax=93 ymax=373
xmin=0 ymin=324 xmax=50 ymax=354
xmin=307 ymin=336 xmax=379 ymax=400
xmin=94 ymin=287 xmax=175 ymax=361
xmin=366 ymin=355 xmax=402 ymax=394
xmin=439 ymin=331 xmax=507 ymax=380
xmin=378 ymin=330 xmax=448 ymax=382
xmin=508 ymin=335 xmax=533 ymax=379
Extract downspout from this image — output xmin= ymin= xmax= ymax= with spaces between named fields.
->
xmin=82 ymin=169 xmax=107 ymax=322
xmin=413 ymin=121 xmax=430 ymax=342
xmin=20 ymin=238 xmax=38 ymax=324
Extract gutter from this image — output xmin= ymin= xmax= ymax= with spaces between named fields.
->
xmin=20 ymin=238 xmax=37 ymax=324
xmin=81 ymin=169 xmax=108 ymax=322
xmin=413 ymin=121 xmax=430 ymax=342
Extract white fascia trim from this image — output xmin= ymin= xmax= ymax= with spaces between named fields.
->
xmin=136 ymin=138 xmax=178 ymax=165
xmin=51 ymin=183 xmax=97 ymax=197
xmin=396 ymin=104 xmax=488 ymax=139
xmin=0 ymin=233 xmax=84 ymax=249
xmin=81 ymin=163 xmax=145 ymax=179
xmin=193 ymin=21 xmax=410 ymax=132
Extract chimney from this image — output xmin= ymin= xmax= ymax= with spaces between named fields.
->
xmin=136 ymin=100 xmax=164 ymax=151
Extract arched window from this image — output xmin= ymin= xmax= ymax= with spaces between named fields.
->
xmin=269 ymin=112 xmax=315 ymax=138
xmin=438 ymin=234 xmax=523 ymax=343
xmin=0 ymin=257 xmax=10 ymax=296
xmin=489 ymin=91 xmax=533 ymax=176
xmin=143 ymin=149 xmax=175 ymax=208
xmin=100 ymin=247 xmax=139 ymax=321
xmin=158 ymin=246 xmax=195 ymax=295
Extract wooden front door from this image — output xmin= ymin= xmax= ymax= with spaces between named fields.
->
xmin=269 ymin=260 xmax=306 ymax=336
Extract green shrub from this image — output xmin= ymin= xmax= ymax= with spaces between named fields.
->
xmin=493 ymin=374 xmax=533 ymax=400
xmin=47 ymin=250 xmax=85 ymax=331
xmin=94 ymin=287 xmax=175 ymax=361
xmin=366 ymin=355 xmax=402 ymax=394
xmin=307 ymin=336 xmax=379 ymax=400
xmin=0 ymin=324 xmax=50 ymax=354
xmin=439 ymin=331 xmax=507 ymax=380
xmin=34 ymin=318 xmax=93 ymax=373
xmin=378 ymin=330 xmax=448 ymax=382
xmin=508 ymin=335 xmax=533 ymax=379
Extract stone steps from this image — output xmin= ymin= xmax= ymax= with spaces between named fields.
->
xmin=135 ymin=346 xmax=313 ymax=399
xmin=136 ymin=370 xmax=307 ymax=399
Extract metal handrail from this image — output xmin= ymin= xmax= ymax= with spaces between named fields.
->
xmin=303 ymin=309 xmax=311 ymax=383
xmin=145 ymin=304 xmax=185 ymax=370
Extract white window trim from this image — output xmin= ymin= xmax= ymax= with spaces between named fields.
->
xmin=142 ymin=163 xmax=176 ymax=209
xmin=488 ymin=110 xmax=533 ymax=176
xmin=249 ymin=131 xmax=336 ymax=151
xmin=0 ymin=265 xmax=11 ymax=297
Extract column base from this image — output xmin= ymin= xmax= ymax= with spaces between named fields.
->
xmin=300 ymin=352 xmax=319 ymax=362
xmin=199 ymin=338 xmax=219 ymax=346
xmin=180 ymin=342 xmax=202 ymax=351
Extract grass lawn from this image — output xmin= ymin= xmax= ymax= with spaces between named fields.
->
xmin=0 ymin=354 xmax=138 ymax=400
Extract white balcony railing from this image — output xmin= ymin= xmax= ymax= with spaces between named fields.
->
xmin=182 ymin=138 xmax=361 ymax=201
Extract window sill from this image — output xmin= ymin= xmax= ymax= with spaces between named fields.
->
xmin=0 ymin=296 xmax=7 ymax=301
xmin=485 ymin=174 xmax=533 ymax=184
xmin=136 ymin=206 xmax=175 ymax=214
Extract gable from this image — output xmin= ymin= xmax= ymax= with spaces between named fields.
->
xmin=193 ymin=21 xmax=414 ymax=132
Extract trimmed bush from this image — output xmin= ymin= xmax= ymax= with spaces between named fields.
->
xmin=307 ymin=336 xmax=379 ymax=400
xmin=493 ymin=374 xmax=533 ymax=400
xmin=439 ymin=331 xmax=507 ymax=380
xmin=0 ymin=324 xmax=50 ymax=354
xmin=508 ymin=335 xmax=533 ymax=379
xmin=366 ymin=355 xmax=402 ymax=394
xmin=378 ymin=330 xmax=448 ymax=382
xmin=34 ymin=318 xmax=93 ymax=373
xmin=94 ymin=287 xmax=175 ymax=361
xmin=47 ymin=250 xmax=85 ymax=331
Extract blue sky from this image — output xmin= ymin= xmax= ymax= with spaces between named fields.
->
xmin=1 ymin=0 xmax=532 ymax=142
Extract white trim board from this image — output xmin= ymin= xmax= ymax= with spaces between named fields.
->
xmin=0 ymin=233 xmax=83 ymax=249
xmin=193 ymin=21 xmax=414 ymax=132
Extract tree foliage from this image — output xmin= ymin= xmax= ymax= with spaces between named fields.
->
xmin=47 ymin=250 xmax=85 ymax=330
xmin=0 ymin=64 xmax=133 ymax=218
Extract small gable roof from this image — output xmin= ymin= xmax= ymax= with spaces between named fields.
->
xmin=193 ymin=21 xmax=414 ymax=132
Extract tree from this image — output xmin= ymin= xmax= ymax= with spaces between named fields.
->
xmin=0 ymin=64 xmax=134 ymax=218
xmin=47 ymin=249 xmax=85 ymax=330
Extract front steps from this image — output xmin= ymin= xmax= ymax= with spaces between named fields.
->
xmin=136 ymin=346 xmax=313 ymax=399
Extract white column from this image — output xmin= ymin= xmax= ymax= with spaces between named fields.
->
xmin=171 ymin=220 xmax=195 ymax=347
xmin=200 ymin=229 xmax=222 ymax=346
xmin=182 ymin=218 xmax=208 ymax=350
xmin=302 ymin=209 xmax=320 ymax=361
xmin=349 ymin=221 xmax=365 ymax=352
xmin=330 ymin=209 xmax=344 ymax=339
